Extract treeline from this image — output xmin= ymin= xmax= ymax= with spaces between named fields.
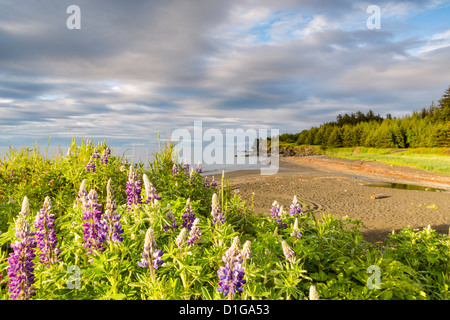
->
xmin=281 ymin=86 xmax=450 ymax=148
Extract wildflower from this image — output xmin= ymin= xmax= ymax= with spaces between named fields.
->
xmin=181 ymin=198 xmax=195 ymax=231
xmin=138 ymin=228 xmax=164 ymax=275
xmin=104 ymin=179 xmax=124 ymax=243
xmin=143 ymin=174 xmax=161 ymax=206
xmin=176 ymin=228 xmax=187 ymax=247
xmin=92 ymin=148 xmax=100 ymax=159
xmin=86 ymin=156 xmax=95 ymax=172
xmin=19 ymin=196 xmax=30 ymax=216
xmin=126 ymin=165 xmax=142 ymax=211
xmin=281 ymin=240 xmax=295 ymax=262
xmin=241 ymin=240 xmax=251 ymax=260
xmin=183 ymin=158 xmax=189 ymax=174
xmin=76 ymin=179 xmax=88 ymax=207
xmin=34 ymin=196 xmax=60 ymax=265
xmin=211 ymin=176 xmax=217 ymax=187
xmin=217 ymin=238 xmax=246 ymax=298
xmin=163 ymin=204 xmax=178 ymax=231
xmin=189 ymin=167 xmax=195 ymax=185
xmin=82 ymin=189 xmax=107 ymax=260
xmin=309 ymin=285 xmax=320 ymax=300
xmin=171 ymin=163 xmax=178 ymax=175
xmin=290 ymin=195 xmax=302 ymax=216
xmin=100 ymin=147 xmax=110 ymax=165
xmin=187 ymin=218 xmax=202 ymax=246
xmin=211 ymin=193 xmax=225 ymax=225
xmin=7 ymin=218 xmax=37 ymax=300
xmin=196 ymin=161 xmax=202 ymax=173
xmin=290 ymin=218 xmax=302 ymax=238
xmin=270 ymin=201 xmax=287 ymax=229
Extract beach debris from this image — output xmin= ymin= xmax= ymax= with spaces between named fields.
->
xmin=370 ymin=194 xmax=388 ymax=199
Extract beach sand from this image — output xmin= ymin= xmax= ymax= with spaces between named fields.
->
xmin=221 ymin=155 xmax=450 ymax=243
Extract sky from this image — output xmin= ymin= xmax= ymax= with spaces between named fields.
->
xmin=1 ymin=0 xmax=450 ymax=149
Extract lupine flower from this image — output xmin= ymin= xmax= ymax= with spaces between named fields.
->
xmin=92 ymin=148 xmax=100 ymax=159
xmin=290 ymin=195 xmax=302 ymax=216
xmin=76 ymin=179 xmax=88 ymax=207
xmin=104 ymin=179 xmax=124 ymax=243
xmin=217 ymin=237 xmax=246 ymax=297
xmin=211 ymin=193 xmax=225 ymax=225
xmin=182 ymin=198 xmax=195 ymax=231
xmin=86 ymin=156 xmax=96 ymax=172
xmin=19 ymin=196 xmax=30 ymax=216
xmin=7 ymin=218 xmax=37 ymax=300
xmin=183 ymin=158 xmax=189 ymax=174
xmin=309 ymin=285 xmax=320 ymax=300
xmin=138 ymin=228 xmax=164 ymax=273
xmin=281 ymin=240 xmax=295 ymax=262
xmin=175 ymin=228 xmax=187 ymax=247
xmin=187 ymin=218 xmax=202 ymax=246
xmin=126 ymin=165 xmax=142 ymax=211
xmin=171 ymin=164 xmax=178 ymax=175
xmin=204 ymin=176 xmax=210 ymax=188
xmin=211 ymin=176 xmax=217 ymax=187
xmin=100 ymin=147 xmax=110 ymax=165
xmin=163 ymin=204 xmax=178 ymax=232
xmin=34 ymin=196 xmax=60 ymax=265
xmin=241 ymin=240 xmax=251 ymax=260
xmin=189 ymin=167 xmax=195 ymax=185
xmin=270 ymin=201 xmax=287 ymax=229
xmin=82 ymin=189 xmax=107 ymax=260
xmin=196 ymin=161 xmax=202 ymax=173
xmin=143 ymin=174 xmax=161 ymax=206
xmin=290 ymin=218 xmax=302 ymax=238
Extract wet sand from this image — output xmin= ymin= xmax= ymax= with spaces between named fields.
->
xmin=221 ymin=156 xmax=450 ymax=243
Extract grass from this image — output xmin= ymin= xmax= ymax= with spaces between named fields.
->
xmin=324 ymin=147 xmax=450 ymax=174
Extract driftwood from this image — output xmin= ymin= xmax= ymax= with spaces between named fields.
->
xmin=371 ymin=194 xmax=388 ymax=199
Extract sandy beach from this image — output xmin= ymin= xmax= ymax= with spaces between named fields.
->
xmin=223 ymin=155 xmax=450 ymax=243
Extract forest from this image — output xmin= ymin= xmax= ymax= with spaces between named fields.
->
xmin=280 ymin=86 xmax=450 ymax=148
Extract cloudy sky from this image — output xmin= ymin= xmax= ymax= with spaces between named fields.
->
xmin=1 ymin=0 xmax=450 ymax=149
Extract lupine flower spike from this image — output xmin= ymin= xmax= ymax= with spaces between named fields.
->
xmin=290 ymin=195 xmax=302 ymax=216
xmin=281 ymin=240 xmax=295 ymax=262
xmin=76 ymin=179 xmax=88 ymax=208
xmin=309 ymin=285 xmax=320 ymax=300
xmin=211 ymin=193 xmax=225 ymax=225
xmin=217 ymin=236 xmax=246 ymax=298
xmin=187 ymin=218 xmax=202 ymax=246
xmin=104 ymin=179 xmax=124 ymax=244
xmin=143 ymin=174 xmax=161 ymax=207
xmin=126 ymin=165 xmax=142 ymax=211
xmin=163 ymin=204 xmax=178 ymax=232
xmin=82 ymin=189 xmax=107 ymax=261
xmin=241 ymin=240 xmax=251 ymax=260
xmin=172 ymin=163 xmax=178 ymax=175
xmin=290 ymin=218 xmax=302 ymax=238
xmin=189 ymin=167 xmax=195 ymax=185
xmin=86 ymin=156 xmax=95 ymax=172
xmin=183 ymin=158 xmax=189 ymax=174
xmin=34 ymin=196 xmax=60 ymax=265
xmin=176 ymin=228 xmax=187 ymax=247
xmin=20 ymin=196 xmax=30 ymax=216
xmin=7 ymin=217 xmax=37 ymax=300
xmin=182 ymin=198 xmax=195 ymax=231
xmin=138 ymin=228 xmax=164 ymax=280
xmin=196 ymin=161 xmax=202 ymax=173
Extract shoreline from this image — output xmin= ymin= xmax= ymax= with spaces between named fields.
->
xmin=222 ymin=156 xmax=450 ymax=243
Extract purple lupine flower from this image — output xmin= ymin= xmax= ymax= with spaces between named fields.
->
xmin=92 ymin=148 xmax=101 ymax=159
xmin=86 ymin=156 xmax=95 ymax=172
xmin=281 ymin=240 xmax=295 ymax=262
xmin=211 ymin=193 xmax=225 ymax=225
xmin=7 ymin=218 xmax=37 ymax=300
xmin=270 ymin=201 xmax=287 ymax=229
xmin=171 ymin=164 xmax=178 ymax=175
xmin=290 ymin=218 xmax=302 ymax=238
xmin=82 ymin=189 xmax=107 ymax=260
xmin=204 ymin=176 xmax=210 ymax=188
xmin=104 ymin=179 xmax=124 ymax=243
xmin=34 ymin=196 xmax=60 ymax=265
xmin=189 ymin=168 xmax=195 ymax=186
xmin=289 ymin=195 xmax=302 ymax=216
xmin=138 ymin=228 xmax=164 ymax=274
xmin=126 ymin=165 xmax=142 ymax=211
xmin=211 ymin=176 xmax=217 ymax=187
xmin=181 ymin=198 xmax=195 ymax=231
xmin=187 ymin=218 xmax=202 ymax=246
xmin=217 ymin=237 xmax=246 ymax=297
xmin=183 ymin=158 xmax=189 ymax=174
xmin=163 ymin=204 xmax=178 ymax=232
xmin=76 ymin=179 xmax=88 ymax=207
xmin=196 ymin=161 xmax=202 ymax=173
xmin=143 ymin=174 xmax=161 ymax=206
xmin=100 ymin=147 xmax=110 ymax=165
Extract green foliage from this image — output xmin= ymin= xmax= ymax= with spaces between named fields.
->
xmin=0 ymin=140 xmax=449 ymax=300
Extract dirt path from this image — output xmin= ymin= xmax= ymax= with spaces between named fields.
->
xmin=223 ymin=156 xmax=450 ymax=243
